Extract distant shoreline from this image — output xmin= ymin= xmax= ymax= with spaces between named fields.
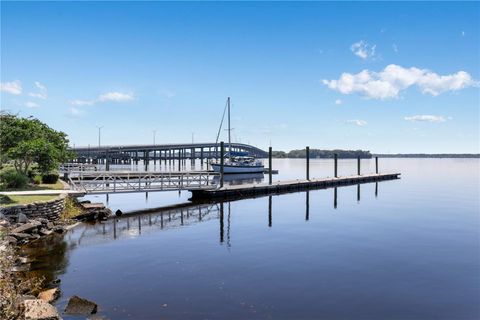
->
xmin=373 ymin=154 xmax=480 ymax=158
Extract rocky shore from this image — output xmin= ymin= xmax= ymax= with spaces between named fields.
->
xmin=0 ymin=197 xmax=111 ymax=320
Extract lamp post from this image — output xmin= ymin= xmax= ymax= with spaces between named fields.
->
xmin=96 ymin=125 xmax=104 ymax=148
xmin=153 ymin=130 xmax=156 ymax=146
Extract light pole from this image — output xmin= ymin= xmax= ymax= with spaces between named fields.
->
xmin=153 ymin=130 xmax=156 ymax=146
xmin=191 ymin=132 xmax=194 ymax=144
xmin=96 ymin=125 xmax=104 ymax=148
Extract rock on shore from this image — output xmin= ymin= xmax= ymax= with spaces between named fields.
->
xmin=23 ymin=299 xmax=62 ymax=320
xmin=65 ymin=295 xmax=98 ymax=315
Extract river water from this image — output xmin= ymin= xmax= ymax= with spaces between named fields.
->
xmin=23 ymin=158 xmax=480 ymax=319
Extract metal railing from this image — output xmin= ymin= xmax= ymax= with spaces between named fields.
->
xmin=67 ymin=170 xmax=218 ymax=194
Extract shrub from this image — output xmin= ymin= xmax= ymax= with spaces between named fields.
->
xmin=41 ymin=172 xmax=59 ymax=184
xmin=0 ymin=168 xmax=28 ymax=189
xmin=61 ymin=196 xmax=82 ymax=221
xmin=33 ymin=175 xmax=42 ymax=185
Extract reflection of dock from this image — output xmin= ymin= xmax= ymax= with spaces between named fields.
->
xmin=62 ymin=181 xmax=382 ymax=250
xmin=66 ymin=204 xmax=221 ymax=246
xmin=190 ymin=173 xmax=399 ymax=200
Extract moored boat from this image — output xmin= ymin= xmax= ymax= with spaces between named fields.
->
xmin=210 ymin=97 xmax=265 ymax=174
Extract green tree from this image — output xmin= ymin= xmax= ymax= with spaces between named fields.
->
xmin=0 ymin=112 xmax=73 ymax=175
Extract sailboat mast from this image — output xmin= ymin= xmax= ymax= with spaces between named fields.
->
xmin=227 ymin=97 xmax=232 ymax=157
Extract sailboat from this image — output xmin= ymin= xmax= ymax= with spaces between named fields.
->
xmin=210 ymin=97 xmax=264 ymax=174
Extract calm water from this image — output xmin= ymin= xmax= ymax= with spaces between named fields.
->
xmin=24 ymin=158 xmax=480 ymax=319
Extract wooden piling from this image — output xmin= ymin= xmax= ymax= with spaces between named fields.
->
xmin=334 ymin=153 xmax=338 ymax=178
xmin=306 ymin=146 xmax=310 ymax=180
xmin=220 ymin=141 xmax=225 ymax=188
xmin=268 ymin=146 xmax=272 ymax=185
xmin=357 ymin=157 xmax=361 ymax=175
xmin=375 ymin=156 xmax=379 ymax=174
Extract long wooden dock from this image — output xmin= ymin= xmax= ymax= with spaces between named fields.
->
xmin=190 ymin=173 xmax=400 ymax=200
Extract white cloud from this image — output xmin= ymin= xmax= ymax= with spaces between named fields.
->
xmin=335 ymin=99 xmax=342 ymax=105
xmin=25 ymin=101 xmax=39 ymax=108
xmin=70 ymin=99 xmax=95 ymax=106
xmin=28 ymin=81 xmax=48 ymax=99
xmin=98 ymin=92 xmax=134 ymax=102
xmin=392 ymin=43 xmax=398 ymax=53
xmin=68 ymin=107 xmax=83 ymax=116
xmin=350 ymin=40 xmax=376 ymax=60
xmin=70 ymin=91 xmax=134 ymax=106
xmin=322 ymin=64 xmax=478 ymax=99
xmin=346 ymin=119 xmax=367 ymax=126
xmin=1 ymin=80 xmax=22 ymax=95
xmin=404 ymin=115 xmax=448 ymax=123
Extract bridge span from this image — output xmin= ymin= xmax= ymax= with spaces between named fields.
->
xmin=70 ymin=142 xmax=267 ymax=167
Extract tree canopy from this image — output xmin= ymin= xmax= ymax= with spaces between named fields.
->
xmin=0 ymin=112 xmax=72 ymax=174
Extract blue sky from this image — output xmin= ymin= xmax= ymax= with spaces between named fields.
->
xmin=1 ymin=1 xmax=479 ymax=153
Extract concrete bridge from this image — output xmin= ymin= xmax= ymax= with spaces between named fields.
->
xmin=69 ymin=142 xmax=267 ymax=167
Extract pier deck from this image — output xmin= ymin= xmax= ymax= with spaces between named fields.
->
xmin=190 ymin=173 xmax=400 ymax=200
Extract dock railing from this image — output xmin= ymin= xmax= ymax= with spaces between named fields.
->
xmin=67 ymin=170 xmax=218 ymax=194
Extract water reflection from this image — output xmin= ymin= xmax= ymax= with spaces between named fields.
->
xmin=212 ymin=172 xmax=265 ymax=186
xmin=305 ymin=191 xmax=310 ymax=221
xmin=20 ymin=234 xmax=69 ymax=288
xmin=268 ymin=196 xmax=272 ymax=227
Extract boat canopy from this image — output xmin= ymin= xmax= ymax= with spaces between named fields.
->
xmin=226 ymin=151 xmax=249 ymax=157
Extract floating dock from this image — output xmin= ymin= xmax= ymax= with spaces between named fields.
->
xmin=190 ymin=173 xmax=400 ymax=200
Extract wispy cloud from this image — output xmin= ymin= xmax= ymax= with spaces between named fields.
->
xmin=322 ymin=64 xmax=478 ymax=99
xmin=346 ymin=119 xmax=367 ymax=126
xmin=350 ymin=40 xmax=376 ymax=60
xmin=68 ymin=107 xmax=84 ymax=117
xmin=335 ymin=99 xmax=342 ymax=105
xmin=28 ymin=81 xmax=48 ymax=99
xmin=392 ymin=43 xmax=399 ymax=53
xmin=404 ymin=115 xmax=450 ymax=123
xmin=98 ymin=92 xmax=134 ymax=102
xmin=25 ymin=101 xmax=39 ymax=108
xmin=70 ymin=91 xmax=134 ymax=106
xmin=1 ymin=80 xmax=22 ymax=95
xmin=70 ymin=99 xmax=96 ymax=106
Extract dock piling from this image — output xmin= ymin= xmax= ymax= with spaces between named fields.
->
xmin=375 ymin=156 xmax=379 ymax=174
xmin=306 ymin=146 xmax=310 ymax=180
xmin=334 ymin=153 xmax=338 ymax=178
xmin=269 ymin=146 xmax=272 ymax=185
xmin=357 ymin=157 xmax=361 ymax=175
xmin=220 ymin=141 xmax=225 ymax=188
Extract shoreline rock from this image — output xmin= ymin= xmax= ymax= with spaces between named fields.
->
xmin=23 ymin=299 xmax=62 ymax=320
xmin=65 ymin=295 xmax=98 ymax=315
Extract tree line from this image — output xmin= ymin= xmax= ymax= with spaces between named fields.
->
xmin=272 ymin=149 xmax=372 ymax=159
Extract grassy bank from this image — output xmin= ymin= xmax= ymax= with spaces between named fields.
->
xmin=0 ymin=195 xmax=58 ymax=207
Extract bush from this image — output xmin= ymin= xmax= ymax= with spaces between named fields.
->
xmin=41 ymin=172 xmax=59 ymax=184
xmin=33 ymin=175 xmax=42 ymax=185
xmin=0 ymin=168 xmax=29 ymax=189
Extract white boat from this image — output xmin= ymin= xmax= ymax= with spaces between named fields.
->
xmin=211 ymin=156 xmax=264 ymax=174
xmin=210 ymin=97 xmax=265 ymax=174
